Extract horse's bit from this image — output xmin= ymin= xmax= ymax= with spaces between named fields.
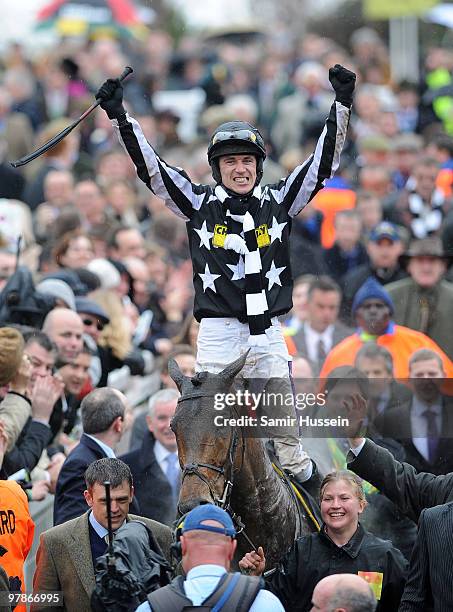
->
xmin=176 ymin=391 xmax=257 ymax=550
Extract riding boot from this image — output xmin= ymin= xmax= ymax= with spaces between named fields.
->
xmin=295 ymin=460 xmax=322 ymax=496
xmin=273 ymin=436 xmax=313 ymax=482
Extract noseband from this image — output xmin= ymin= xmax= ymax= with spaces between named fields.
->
xmin=176 ymin=392 xmax=243 ymax=510
xmin=176 ymin=391 xmax=257 ymax=548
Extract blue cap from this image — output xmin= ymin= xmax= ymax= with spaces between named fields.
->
xmin=369 ymin=221 xmax=400 ymax=243
xmin=182 ymin=504 xmax=236 ymax=537
xmin=352 ymin=277 xmax=394 ymax=316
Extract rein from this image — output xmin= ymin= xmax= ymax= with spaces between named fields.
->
xmin=176 ymin=393 xmax=257 ymax=550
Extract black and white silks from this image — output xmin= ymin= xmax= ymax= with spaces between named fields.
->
xmin=221 ymin=189 xmax=272 ymax=345
xmin=112 ymin=101 xmax=351 ymax=344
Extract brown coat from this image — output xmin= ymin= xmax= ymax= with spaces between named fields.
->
xmin=32 ymin=511 xmax=172 ymax=612
xmin=0 ymin=392 xmax=31 ymax=452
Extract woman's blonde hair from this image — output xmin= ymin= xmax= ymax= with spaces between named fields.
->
xmin=89 ymin=289 xmax=132 ymax=359
xmin=320 ymin=470 xmax=367 ymax=507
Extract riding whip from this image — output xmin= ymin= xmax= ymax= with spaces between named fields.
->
xmin=10 ymin=66 xmax=133 ymax=168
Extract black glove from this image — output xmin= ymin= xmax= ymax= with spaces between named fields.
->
xmin=329 ymin=64 xmax=356 ymax=108
xmin=95 ymin=78 xmax=126 ymax=119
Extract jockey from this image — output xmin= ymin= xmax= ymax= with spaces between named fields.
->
xmin=96 ymin=64 xmax=356 ymax=484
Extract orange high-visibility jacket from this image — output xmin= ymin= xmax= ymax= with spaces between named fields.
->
xmin=0 ymin=481 xmax=34 ymax=596
xmin=319 ymin=324 xmax=453 ymax=379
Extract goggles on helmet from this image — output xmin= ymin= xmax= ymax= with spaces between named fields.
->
xmin=211 ymin=129 xmax=260 ymax=146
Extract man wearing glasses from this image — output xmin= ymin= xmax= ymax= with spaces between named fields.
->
xmin=96 ymin=64 xmax=355 ymax=483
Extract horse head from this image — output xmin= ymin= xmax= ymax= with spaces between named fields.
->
xmin=169 ymin=352 xmax=248 ymax=515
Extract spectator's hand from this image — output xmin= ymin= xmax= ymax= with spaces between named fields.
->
xmin=31 ymin=375 xmax=64 ymax=423
xmin=95 ymin=78 xmax=126 ymax=119
xmin=344 ymin=392 xmax=367 ymax=449
xmin=329 ymin=64 xmax=356 ymax=107
xmin=239 ymin=547 xmax=266 ymax=576
xmin=59 ymin=433 xmax=79 ymax=455
xmin=9 ymin=354 xmax=32 ymax=395
xmin=31 ymin=480 xmax=50 ymax=502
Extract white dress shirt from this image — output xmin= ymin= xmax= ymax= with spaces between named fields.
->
xmin=85 ymin=434 xmax=116 ymax=458
xmin=410 ymin=396 xmax=442 ymax=462
xmin=153 ymin=439 xmax=177 ymax=475
xmin=304 ymin=323 xmax=334 ymax=364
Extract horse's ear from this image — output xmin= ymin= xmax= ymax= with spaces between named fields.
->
xmin=168 ymin=358 xmax=186 ymax=391
xmin=219 ymin=350 xmax=249 ymax=382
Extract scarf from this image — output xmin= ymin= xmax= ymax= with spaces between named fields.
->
xmin=215 ymin=185 xmax=272 ymax=345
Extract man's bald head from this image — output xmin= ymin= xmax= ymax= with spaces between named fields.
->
xmin=42 ymin=307 xmax=84 ymax=361
xmin=311 ymin=574 xmax=377 ymax=611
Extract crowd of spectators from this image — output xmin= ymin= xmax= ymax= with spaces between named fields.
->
xmin=0 ymin=17 xmax=453 ymax=612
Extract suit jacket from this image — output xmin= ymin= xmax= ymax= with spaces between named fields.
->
xmin=54 ymin=434 xmax=108 ymax=526
xmin=347 ymin=438 xmax=453 ymax=523
xmin=121 ymin=433 xmax=177 ymax=526
xmin=291 ymin=321 xmax=352 ymax=374
xmin=375 ymin=396 xmax=453 ymax=475
xmin=32 ymin=511 xmax=172 ymax=612
xmin=399 ymin=502 xmax=453 ymax=611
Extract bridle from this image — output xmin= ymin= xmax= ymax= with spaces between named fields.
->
xmin=175 ymin=391 xmax=257 ymax=549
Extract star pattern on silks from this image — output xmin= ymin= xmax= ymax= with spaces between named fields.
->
xmin=194 ymin=220 xmax=214 ymax=250
xmin=227 ymin=256 xmax=245 ymax=280
xmin=268 ymin=216 xmax=287 ymax=243
xmin=199 ymin=263 xmax=221 ymax=293
xmin=265 ymin=260 xmax=286 ymax=290
xmin=260 ymin=187 xmax=271 ymax=206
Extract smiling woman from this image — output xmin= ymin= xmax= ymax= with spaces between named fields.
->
xmin=239 ymin=469 xmax=408 ymax=612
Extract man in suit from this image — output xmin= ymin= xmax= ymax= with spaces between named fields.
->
xmin=375 ymin=348 xmax=453 ymax=475
xmin=33 ymin=458 xmax=172 ymax=612
xmin=347 ymin=414 xmax=453 ymax=524
xmin=399 ymin=502 xmax=453 ymax=611
xmin=54 ymin=387 xmax=127 ymax=525
xmin=121 ymin=388 xmax=180 ymax=526
xmin=286 ymin=276 xmax=352 ymax=374
xmin=354 ymin=343 xmax=412 ymax=425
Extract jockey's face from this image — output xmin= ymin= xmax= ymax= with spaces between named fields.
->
xmin=219 ymin=154 xmax=257 ymax=194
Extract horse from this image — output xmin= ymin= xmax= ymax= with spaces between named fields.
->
xmin=168 ymin=352 xmax=318 ymax=568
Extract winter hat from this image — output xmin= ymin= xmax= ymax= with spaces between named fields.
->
xmin=36 ymin=279 xmax=76 ymax=311
xmin=0 ymin=327 xmax=25 ymax=386
xmin=352 ymin=277 xmax=394 ymax=316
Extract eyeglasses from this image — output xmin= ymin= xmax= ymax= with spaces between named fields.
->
xmin=212 ymin=129 xmax=258 ymax=145
xmin=82 ymin=318 xmax=104 ymax=332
